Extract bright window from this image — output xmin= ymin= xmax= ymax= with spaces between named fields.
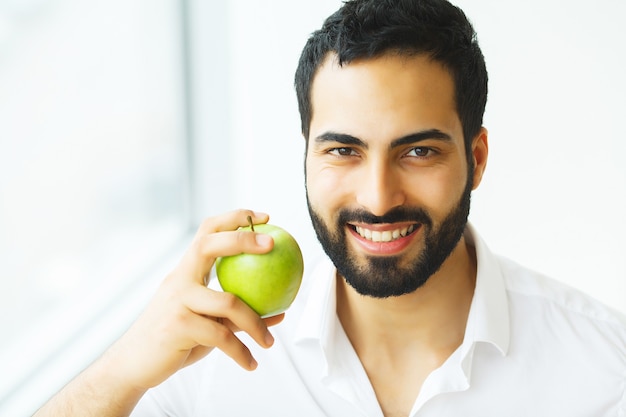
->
xmin=0 ymin=0 xmax=190 ymax=414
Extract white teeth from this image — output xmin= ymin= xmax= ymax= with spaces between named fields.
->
xmin=355 ymin=224 xmax=416 ymax=242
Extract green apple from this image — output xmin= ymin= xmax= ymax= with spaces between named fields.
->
xmin=216 ymin=219 xmax=304 ymax=318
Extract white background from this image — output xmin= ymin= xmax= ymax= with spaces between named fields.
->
xmin=1 ymin=0 xmax=624 ymax=415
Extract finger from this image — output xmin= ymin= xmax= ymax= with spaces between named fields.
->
xmin=195 ymin=209 xmax=270 ymax=238
xmin=183 ymin=312 xmax=259 ymax=371
xmin=263 ymin=313 xmax=285 ymax=328
xmin=183 ymin=345 xmax=213 ymax=368
xmin=185 ymin=287 xmax=276 ymax=349
xmin=220 ymin=312 xmax=284 ymax=336
xmin=200 ymin=229 xmax=275 ymax=257
xmin=183 ymin=228 xmax=275 ymax=284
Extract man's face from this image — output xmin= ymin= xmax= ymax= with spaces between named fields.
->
xmin=305 ymin=53 xmax=482 ymax=298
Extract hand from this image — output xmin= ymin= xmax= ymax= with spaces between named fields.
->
xmin=101 ymin=209 xmax=285 ymax=392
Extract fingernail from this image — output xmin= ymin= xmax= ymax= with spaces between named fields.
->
xmin=253 ymin=211 xmax=269 ymax=219
xmin=264 ymin=331 xmax=274 ymax=347
xmin=255 ymin=233 xmax=272 ymax=247
xmin=249 ymin=357 xmax=258 ymax=370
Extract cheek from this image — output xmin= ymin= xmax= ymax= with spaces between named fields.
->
xmin=305 ymin=162 xmax=351 ymax=210
xmin=406 ymin=165 xmax=468 ymax=215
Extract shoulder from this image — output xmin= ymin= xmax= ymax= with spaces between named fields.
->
xmin=497 ymin=255 xmax=626 ymax=343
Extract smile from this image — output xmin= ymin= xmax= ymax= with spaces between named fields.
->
xmin=353 ymin=224 xmax=416 ymax=243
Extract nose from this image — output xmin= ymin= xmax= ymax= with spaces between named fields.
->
xmin=355 ymin=158 xmax=406 ymax=216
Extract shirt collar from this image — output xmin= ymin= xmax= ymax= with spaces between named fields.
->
xmin=293 ymin=223 xmax=511 ymax=358
xmin=462 ymin=223 xmax=510 ymax=356
xmin=293 ymin=253 xmax=338 ymax=351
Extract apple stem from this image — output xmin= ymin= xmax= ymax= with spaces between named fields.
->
xmin=247 ymin=215 xmax=255 ymax=232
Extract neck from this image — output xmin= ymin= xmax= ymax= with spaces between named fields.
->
xmin=336 ymin=235 xmax=477 ymax=355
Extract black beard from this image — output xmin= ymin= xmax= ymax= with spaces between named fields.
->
xmin=306 ymin=177 xmax=472 ymax=298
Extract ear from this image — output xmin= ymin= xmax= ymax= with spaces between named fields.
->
xmin=470 ymin=127 xmax=489 ymax=190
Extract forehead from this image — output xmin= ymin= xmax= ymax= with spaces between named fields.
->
xmin=309 ymin=53 xmax=462 ymax=144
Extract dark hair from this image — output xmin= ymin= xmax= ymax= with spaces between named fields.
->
xmin=294 ymin=0 xmax=488 ymax=157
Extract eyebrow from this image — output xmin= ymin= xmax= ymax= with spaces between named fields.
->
xmin=314 ymin=129 xmax=453 ymax=149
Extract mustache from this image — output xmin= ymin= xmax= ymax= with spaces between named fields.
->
xmin=337 ymin=206 xmax=433 ymax=227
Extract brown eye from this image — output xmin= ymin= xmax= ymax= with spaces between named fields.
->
xmin=407 ymin=147 xmax=433 ymax=158
xmin=330 ymin=147 xmax=356 ymax=157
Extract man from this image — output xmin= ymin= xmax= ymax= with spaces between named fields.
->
xmin=35 ymin=0 xmax=625 ymax=416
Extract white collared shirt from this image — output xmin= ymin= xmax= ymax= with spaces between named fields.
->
xmin=132 ymin=225 xmax=626 ymax=416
